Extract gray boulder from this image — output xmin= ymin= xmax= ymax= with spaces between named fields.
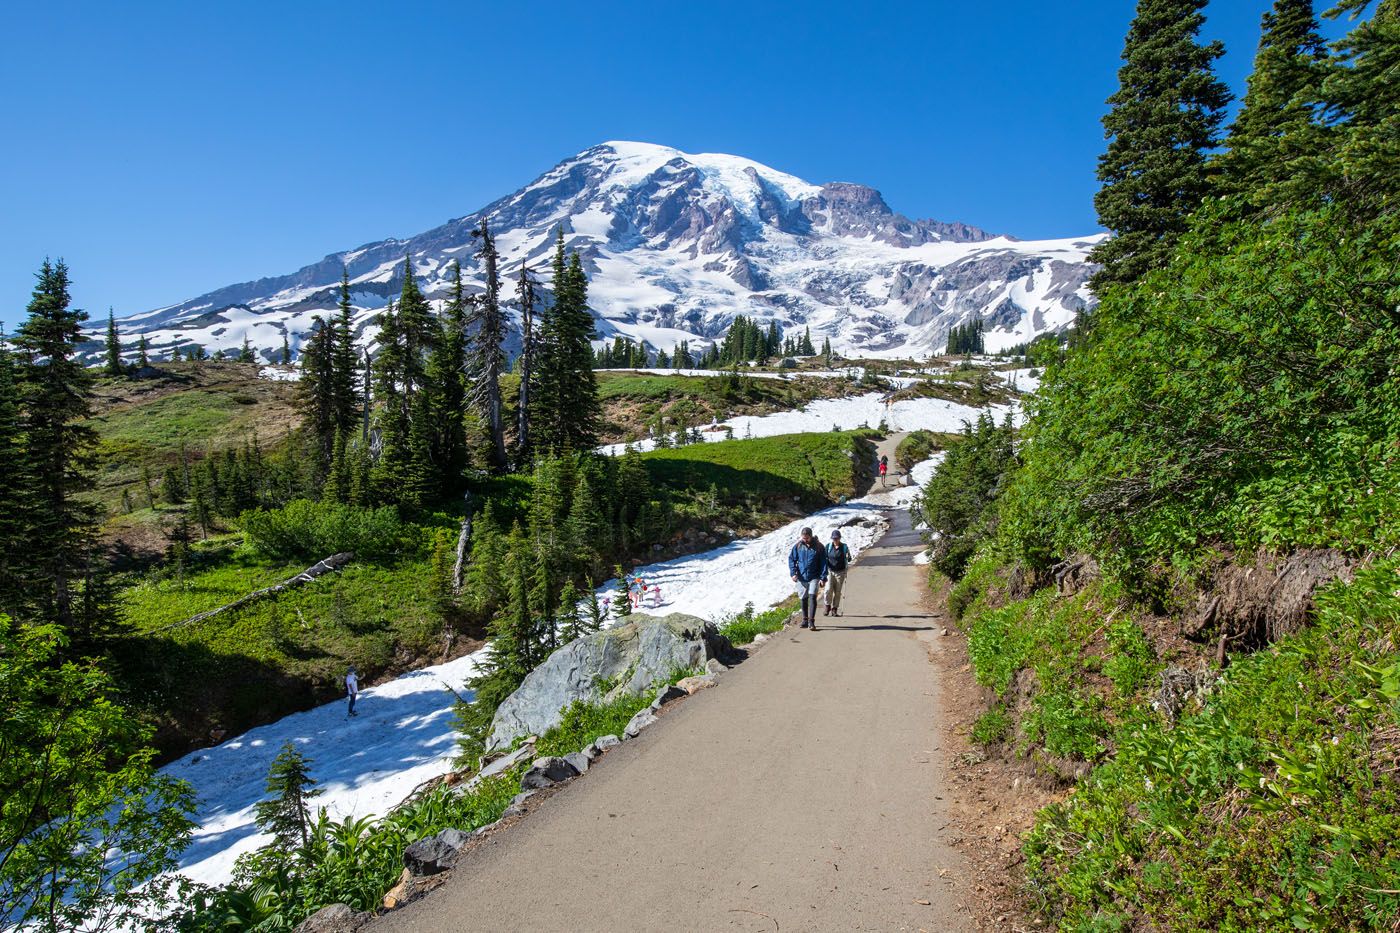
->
xmin=520 ymin=756 xmax=580 ymax=790
xmin=403 ymin=828 xmax=471 ymax=876
xmin=564 ymin=751 xmax=592 ymax=774
xmin=486 ymin=614 xmax=732 ymax=751
xmin=624 ymin=707 xmax=658 ymax=738
xmin=294 ymin=904 xmax=371 ymax=933
xmin=650 ymin=684 xmax=688 ymax=709
xmin=593 ymin=734 xmax=622 ymax=753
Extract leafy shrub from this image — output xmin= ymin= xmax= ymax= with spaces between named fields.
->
xmin=533 ymin=664 xmax=702 ymax=759
xmin=971 ymin=706 xmax=1011 ymax=745
xmin=718 ymin=599 xmax=795 ymax=645
xmin=1000 ymin=206 xmax=1400 ymax=575
xmin=240 ymin=499 xmax=410 ymax=562
xmin=1102 ymin=617 xmax=1156 ymax=697
xmin=1024 ymin=561 xmax=1400 ymax=930
xmin=917 ymin=412 xmax=1016 ymax=579
xmin=895 ymin=429 xmax=954 ymax=470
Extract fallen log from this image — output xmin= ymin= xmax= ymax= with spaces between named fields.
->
xmin=155 ymin=552 xmax=355 ymax=632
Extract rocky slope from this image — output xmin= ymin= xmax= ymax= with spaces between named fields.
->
xmin=101 ymin=142 xmax=1101 ymax=362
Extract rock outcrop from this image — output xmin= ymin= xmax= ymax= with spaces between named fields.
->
xmin=485 ymin=613 xmax=733 ymax=751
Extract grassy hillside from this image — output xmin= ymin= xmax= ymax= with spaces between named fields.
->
xmin=640 ymin=430 xmax=876 ymax=509
xmin=88 ymin=362 xmax=301 ymax=554
xmin=596 ymin=371 xmax=856 ymax=443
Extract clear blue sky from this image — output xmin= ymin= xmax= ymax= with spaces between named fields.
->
xmin=0 ymin=1 xmax=1352 ymax=330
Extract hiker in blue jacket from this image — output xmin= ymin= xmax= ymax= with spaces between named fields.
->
xmin=788 ymin=526 xmax=828 ymax=630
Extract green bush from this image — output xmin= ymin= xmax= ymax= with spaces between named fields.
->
xmin=917 ymin=412 xmax=1015 ymax=580
xmin=894 ymin=429 xmax=958 ymax=470
xmin=718 ymin=599 xmax=795 ymax=646
xmin=971 ymin=706 xmax=1011 ymax=745
xmin=239 ymin=499 xmax=411 ymax=562
xmin=1000 ymin=207 xmax=1400 ymax=575
xmin=1025 ymin=561 xmax=1400 ymax=931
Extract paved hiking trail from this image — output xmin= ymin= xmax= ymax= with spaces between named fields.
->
xmin=376 ymin=453 xmax=974 ymax=931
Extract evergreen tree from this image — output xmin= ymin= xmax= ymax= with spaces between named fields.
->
xmin=1321 ymin=0 xmax=1400 ymax=211
xmin=280 ymin=333 xmax=291 ymax=365
xmin=160 ymin=466 xmax=186 ymax=504
xmin=611 ymin=565 xmax=632 ymax=619
xmin=14 ymin=260 xmax=103 ymax=636
xmin=347 ymin=437 xmax=372 ymax=507
xmin=557 ymin=580 xmax=583 ymax=643
xmin=515 ymin=265 xmax=539 ymax=464
xmin=466 ymin=225 xmax=508 ymax=471
xmin=253 ymin=742 xmax=320 ymax=850
xmin=531 ymin=231 xmax=601 ymax=453
xmin=0 ymin=344 xmax=34 ymax=618
xmin=298 ymin=316 xmax=338 ymax=475
xmin=396 ymin=258 xmax=435 ymax=396
xmin=583 ymin=583 xmax=605 ymax=634
xmin=331 ymin=268 xmax=360 ymax=435
xmin=103 ymin=309 xmax=123 ymax=375
xmin=800 ymin=327 xmax=815 ymax=355
xmin=137 ymin=334 xmax=149 ymax=368
xmin=464 ymin=502 xmax=507 ymax=620
xmin=1089 ymin=0 xmax=1231 ymax=288
xmin=323 ymin=428 xmax=349 ymax=504
xmin=765 ymin=321 xmax=781 ymax=357
xmin=1217 ymin=0 xmax=1329 ymax=206
xmin=170 ymin=343 xmax=182 ymax=363
xmin=238 ymin=335 xmax=255 ymax=364
xmin=425 ymin=261 xmax=469 ymax=492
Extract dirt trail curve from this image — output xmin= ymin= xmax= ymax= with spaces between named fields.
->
xmin=374 ymin=486 xmax=973 ymax=932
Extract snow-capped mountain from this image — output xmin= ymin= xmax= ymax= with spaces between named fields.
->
xmin=105 ymin=141 xmax=1102 ymax=362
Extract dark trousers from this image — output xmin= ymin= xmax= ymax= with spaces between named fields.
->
xmin=348 ymin=692 xmax=358 ymax=716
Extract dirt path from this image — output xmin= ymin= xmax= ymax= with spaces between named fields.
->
xmin=374 ymin=503 xmax=973 ymax=933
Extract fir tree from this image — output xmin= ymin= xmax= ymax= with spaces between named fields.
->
xmin=822 ymin=336 xmax=833 ymax=365
xmin=425 ymin=261 xmax=469 ymax=492
xmin=323 ymin=428 xmax=349 ymax=504
xmin=298 ymin=316 xmax=338 ymax=475
xmin=332 ymin=268 xmax=361 ymax=435
xmin=0 ymin=342 xmax=34 ymax=618
xmin=531 ymin=230 xmax=601 ymax=453
xmin=583 ymin=582 xmax=605 ymax=634
xmin=801 ymin=326 xmax=815 ymax=355
xmin=515 ymin=265 xmax=539 ymax=464
xmin=464 ymin=502 xmax=508 ymax=620
xmin=103 ymin=309 xmax=123 ymax=375
xmin=170 ymin=343 xmax=182 ymax=363
xmin=466 ymin=225 xmax=508 ymax=471
xmin=1089 ymin=0 xmax=1231 ymax=288
xmin=160 ymin=466 xmax=186 ymax=504
xmin=611 ymin=565 xmax=632 ymax=619
xmin=238 ymin=335 xmax=255 ymax=364
xmin=253 ymin=742 xmax=320 ymax=850
xmin=137 ymin=334 xmax=149 ymax=368
xmin=280 ymin=333 xmax=291 ymax=365
xmin=14 ymin=260 xmax=103 ymax=635
xmin=1321 ymin=0 xmax=1400 ymax=211
xmin=557 ymin=580 xmax=583 ymax=643
xmin=1217 ymin=0 xmax=1329 ymax=206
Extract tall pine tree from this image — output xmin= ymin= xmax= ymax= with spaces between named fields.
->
xmin=531 ymin=230 xmax=602 ymax=453
xmin=0 ymin=341 xmax=34 ymax=619
xmin=1217 ymin=0 xmax=1329 ymax=206
xmin=465 ymin=223 xmax=508 ymax=471
xmin=14 ymin=260 xmax=104 ymax=638
xmin=103 ymin=309 xmax=123 ymax=376
xmin=1089 ymin=0 xmax=1231 ymax=288
xmin=425 ymin=260 xmax=469 ymax=493
xmin=331 ymin=268 xmax=361 ymax=435
xmin=1321 ymin=0 xmax=1400 ymax=211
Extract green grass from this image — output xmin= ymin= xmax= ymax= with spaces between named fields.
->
xmin=718 ymin=598 xmax=796 ymax=645
xmin=971 ymin=706 xmax=1011 ymax=745
xmin=641 ymin=430 xmax=875 ymax=506
xmin=88 ymin=362 xmax=300 ymax=515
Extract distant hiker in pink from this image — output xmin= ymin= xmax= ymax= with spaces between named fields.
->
xmin=879 ymin=455 xmax=889 ymax=484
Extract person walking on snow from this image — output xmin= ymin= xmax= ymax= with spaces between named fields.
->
xmin=788 ymin=526 xmax=828 ymax=630
xmin=345 ymin=666 xmax=360 ymax=717
xmin=824 ymin=529 xmax=852 ymax=617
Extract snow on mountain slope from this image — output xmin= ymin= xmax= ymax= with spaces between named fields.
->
xmin=96 ymin=141 xmax=1102 ymax=363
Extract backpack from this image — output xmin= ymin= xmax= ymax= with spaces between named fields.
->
xmin=827 ymin=542 xmax=849 ymax=571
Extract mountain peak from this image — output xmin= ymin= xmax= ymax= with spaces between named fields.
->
xmin=101 ymin=143 xmax=1101 ymax=364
